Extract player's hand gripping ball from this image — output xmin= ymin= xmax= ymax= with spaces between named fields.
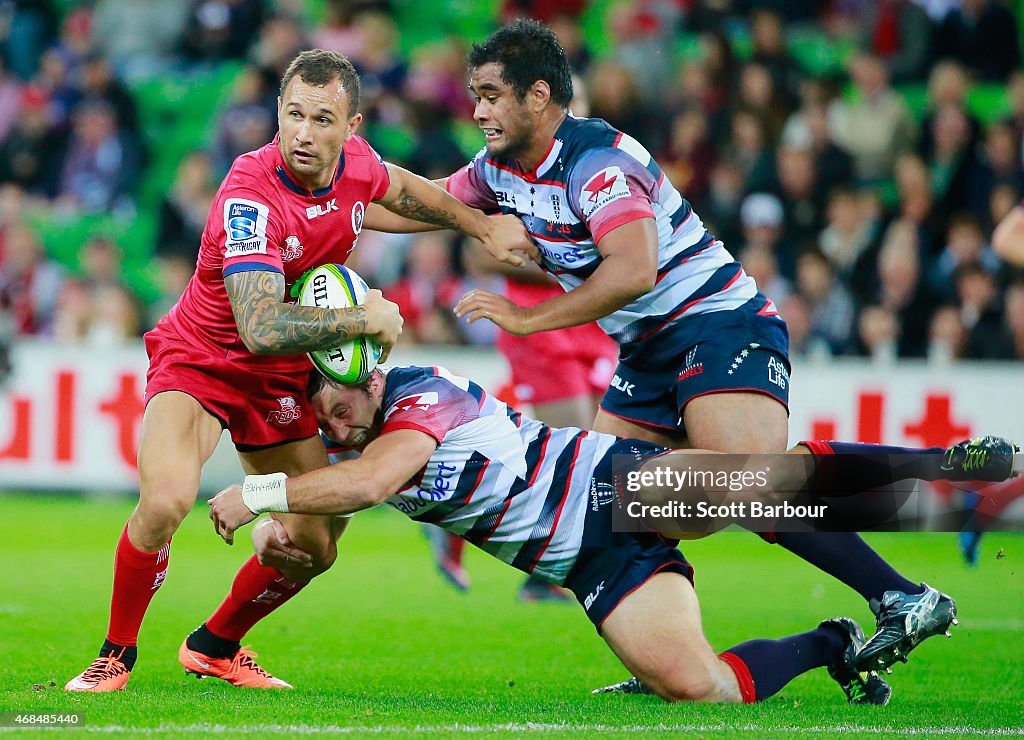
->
xmin=298 ymin=264 xmax=382 ymax=383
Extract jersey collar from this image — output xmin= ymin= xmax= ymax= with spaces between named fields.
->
xmin=272 ymin=134 xmax=346 ymax=198
xmin=515 ymin=114 xmax=572 ymax=182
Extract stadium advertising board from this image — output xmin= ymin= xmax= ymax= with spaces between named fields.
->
xmin=1 ymin=341 xmax=1022 ymax=494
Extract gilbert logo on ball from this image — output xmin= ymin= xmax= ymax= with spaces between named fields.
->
xmin=298 ymin=264 xmax=382 ymax=384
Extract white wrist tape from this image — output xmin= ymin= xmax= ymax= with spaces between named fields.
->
xmin=241 ymin=473 xmax=290 ymax=514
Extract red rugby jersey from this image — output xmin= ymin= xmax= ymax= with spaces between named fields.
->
xmin=499 ymin=279 xmax=617 ymax=358
xmin=158 ymin=134 xmax=390 ymax=372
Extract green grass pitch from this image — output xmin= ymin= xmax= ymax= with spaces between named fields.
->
xmin=1 ymin=494 xmax=1021 ymax=737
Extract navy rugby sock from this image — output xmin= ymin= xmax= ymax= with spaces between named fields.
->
xmin=801 ymin=440 xmax=945 ymax=494
xmin=721 ymin=624 xmax=846 ymax=701
xmin=783 ymin=441 xmax=931 ymax=603
xmin=772 ymin=531 xmax=921 ymax=604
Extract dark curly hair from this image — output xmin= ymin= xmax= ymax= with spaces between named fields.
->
xmin=467 ymin=19 xmax=573 ymax=107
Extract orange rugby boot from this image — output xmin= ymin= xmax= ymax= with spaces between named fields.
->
xmin=65 ymin=649 xmax=132 ymax=692
xmin=178 ymin=640 xmax=292 ymax=688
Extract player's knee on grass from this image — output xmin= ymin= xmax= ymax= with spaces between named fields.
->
xmin=645 ymin=664 xmax=735 ymax=703
xmin=602 ymin=573 xmax=743 ymax=703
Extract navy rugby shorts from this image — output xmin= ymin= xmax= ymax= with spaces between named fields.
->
xmin=599 ymin=310 xmax=791 ymax=433
xmin=563 ymin=439 xmax=693 ymax=632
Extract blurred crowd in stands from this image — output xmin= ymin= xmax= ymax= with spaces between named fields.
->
xmin=1 ymin=0 xmax=1024 ymax=366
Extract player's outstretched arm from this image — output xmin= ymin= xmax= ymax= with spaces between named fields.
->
xmin=224 ymin=269 xmax=403 ymax=360
xmin=363 ymin=201 xmax=445 ymax=233
xmin=454 ymin=218 xmax=658 ymax=335
xmin=993 ymin=204 xmax=1024 ymax=265
xmin=363 ymin=177 xmax=451 ymax=234
xmin=465 ymin=238 xmax=554 ymax=283
xmin=209 ymin=429 xmax=436 ymax=543
xmin=376 ymin=164 xmax=538 ymax=266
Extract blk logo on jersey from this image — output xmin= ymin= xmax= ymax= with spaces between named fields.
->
xmin=281 ymin=235 xmax=304 ymax=262
xmin=223 ymin=198 xmax=269 ymax=257
xmin=306 ymin=199 xmax=339 ymax=220
xmin=266 ymin=396 xmax=302 ymax=425
xmin=610 ymin=374 xmax=635 ymax=397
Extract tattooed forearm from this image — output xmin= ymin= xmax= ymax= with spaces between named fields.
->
xmin=389 ymin=192 xmax=461 ymax=230
xmin=225 ymin=270 xmax=368 ymax=355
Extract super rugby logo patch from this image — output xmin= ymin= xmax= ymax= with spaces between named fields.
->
xmin=224 ymin=198 xmax=269 ymax=257
xmin=580 ymin=166 xmax=630 ymax=219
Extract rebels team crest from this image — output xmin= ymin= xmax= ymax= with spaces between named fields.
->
xmin=280 ymin=235 xmax=304 ymax=262
xmin=678 ymin=346 xmax=704 ymax=381
xmin=266 ymin=396 xmax=302 ymax=425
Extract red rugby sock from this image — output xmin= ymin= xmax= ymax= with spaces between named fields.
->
xmin=106 ymin=524 xmax=171 ymax=647
xmin=205 ymin=555 xmax=306 ymax=641
xmin=447 ymin=532 xmax=465 ymax=564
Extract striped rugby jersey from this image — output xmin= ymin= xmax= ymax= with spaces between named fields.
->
xmin=447 ymin=115 xmax=777 ymax=346
xmin=324 ymin=365 xmax=616 ymax=584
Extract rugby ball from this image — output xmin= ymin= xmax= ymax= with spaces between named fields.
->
xmin=298 ymin=264 xmax=382 ymax=384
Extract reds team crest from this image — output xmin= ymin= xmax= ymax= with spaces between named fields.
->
xmin=266 ymin=396 xmax=302 ymax=425
xmin=280 ymin=235 xmax=304 ymax=262
xmin=351 ymin=201 xmax=365 ymax=235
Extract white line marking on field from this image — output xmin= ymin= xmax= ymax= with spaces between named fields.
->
xmin=8 ymin=723 xmax=1022 ymax=735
